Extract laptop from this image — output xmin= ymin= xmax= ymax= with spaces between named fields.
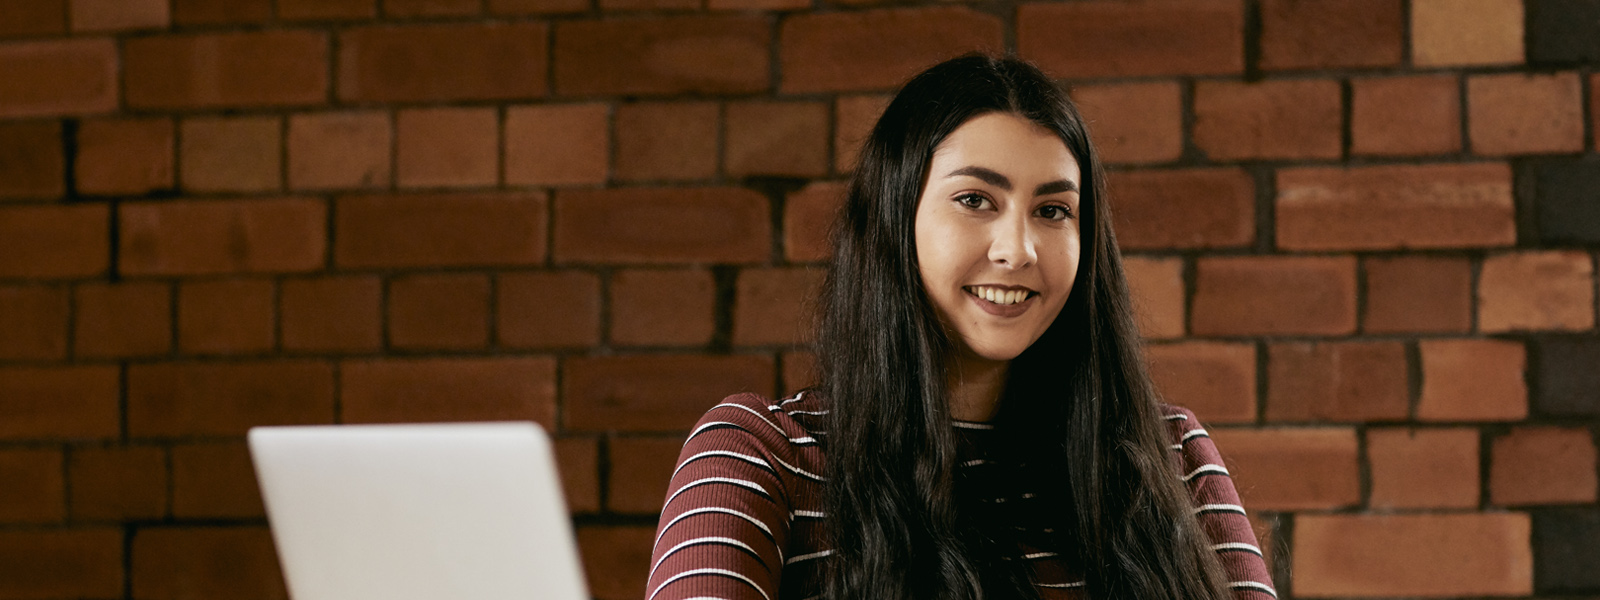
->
xmin=248 ymin=421 xmax=589 ymax=600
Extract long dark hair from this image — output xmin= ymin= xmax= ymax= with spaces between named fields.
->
xmin=816 ymin=54 xmax=1231 ymax=600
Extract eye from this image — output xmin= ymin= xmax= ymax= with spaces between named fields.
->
xmin=1036 ymin=204 xmax=1074 ymax=221
xmin=954 ymin=192 xmax=993 ymax=211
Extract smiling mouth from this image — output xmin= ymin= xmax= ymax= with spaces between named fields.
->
xmin=963 ymin=285 xmax=1038 ymax=306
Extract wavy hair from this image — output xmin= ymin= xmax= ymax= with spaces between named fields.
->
xmin=815 ymin=54 xmax=1232 ymax=600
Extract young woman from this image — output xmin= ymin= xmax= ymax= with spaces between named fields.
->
xmin=646 ymin=54 xmax=1274 ymax=600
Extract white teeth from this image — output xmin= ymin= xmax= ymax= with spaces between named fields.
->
xmin=968 ymin=286 xmax=1031 ymax=305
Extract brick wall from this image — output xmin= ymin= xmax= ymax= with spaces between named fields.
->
xmin=0 ymin=0 xmax=1597 ymax=598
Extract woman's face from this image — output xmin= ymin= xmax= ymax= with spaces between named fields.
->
xmin=914 ymin=112 xmax=1082 ymax=365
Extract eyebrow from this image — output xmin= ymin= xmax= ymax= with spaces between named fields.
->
xmin=946 ymin=165 xmax=1079 ymax=196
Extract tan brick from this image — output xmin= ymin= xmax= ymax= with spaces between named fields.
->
xmin=335 ymin=192 xmax=547 ymax=268
xmin=339 ymin=22 xmax=548 ymax=102
xmin=506 ymin=103 xmax=609 ymax=187
xmin=1368 ymin=428 xmax=1480 ymax=509
xmin=125 ymin=31 xmax=327 ymax=108
xmin=1418 ymin=339 xmax=1527 ymax=421
xmin=397 ymin=107 xmax=498 ymax=188
xmin=0 ymin=39 xmax=118 ymax=118
xmin=341 ymin=357 xmax=558 ymax=427
xmin=1295 ymin=513 xmax=1531 ymax=596
xmin=179 ymin=116 xmax=283 ymax=193
xmin=1478 ymin=250 xmax=1595 ymax=332
xmin=287 ymin=111 xmax=391 ymax=190
xmin=497 ymin=271 xmax=602 ymax=349
xmin=120 ymin=198 xmax=326 ymax=276
xmin=1276 ymin=163 xmax=1515 ymax=250
xmin=1412 ymin=0 xmax=1524 ymax=66
xmin=74 ymin=282 xmax=171 ymax=358
xmin=1468 ymin=72 xmax=1585 ymax=155
xmin=610 ymin=269 xmax=716 ymax=347
xmin=1144 ymin=342 xmax=1255 ymax=424
xmin=780 ymin=7 xmax=1002 ymax=93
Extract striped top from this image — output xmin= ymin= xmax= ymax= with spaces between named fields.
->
xmin=646 ymin=392 xmax=1276 ymax=600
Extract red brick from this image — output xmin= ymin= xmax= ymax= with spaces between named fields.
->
xmin=784 ymin=181 xmax=843 ymax=263
xmin=278 ymin=0 xmax=375 ymax=20
xmin=1364 ymin=256 xmax=1473 ymax=334
xmin=506 ymin=103 xmax=609 ymax=187
xmin=575 ymin=526 xmax=654 ymax=600
xmin=1368 ymin=427 xmax=1480 ymax=509
xmin=1294 ymin=513 xmax=1531 ymax=596
xmin=1191 ymin=256 xmax=1357 ymax=336
xmin=69 ymin=0 xmax=168 ymax=31
xmin=69 ymin=445 xmax=167 ymax=521
xmin=0 ymin=449 xmax=63 ymax=523
xmin=0 ymin=529 xmax=122 ymax=599
xmin=121 ymin=198 xmax=326 ymax=276
xmin=383 ymin=0 xmax=479 ymax=16
xmin=555 ymin=16 xmax=768 ymax=96
xmin=564 ymin=354 xmax=774 ymax=432
xmin=0 ymin=121 xmax=63 ymax=199
xmin=0 ymin=39 xmax=117 ymax=118
xmin=127 ymin=361 xmax=336 ymax=437
xmin=732 ymin=268 xmax=823 ymax=347
xmin=1209 ymin=427 xmax=1360 ymax=511
xmin=1193 ymin=79 xmax=1342 ymax=160
xmin=340 ymin=23 xmax=548 ymax=102
xmin=610 ymin=269 xmax=716 ymax=347
xmin=178 ymin=279 xmax=275 ymax=356
xmin=781 ymin=350 xmax=816 ymax=395
xmin=132 ymin=527 xmax=287 ymax=600
xmin=0 ymin=0 xmax=65 ymax=36
xmin=1412 ymin=0 xmax=1524 ymax=66
xmin=1107 ymin=168 xmax=1254 ymax=250
xmin=497 ymin=271 xmax=602 ymax=349
xmin=613 ymin=101 xmax=719 ymax=182
xmin=0 ymin=285 xmax=68 ymax=360
xmin=0 ymin=204 xmax=106 ymax=278
xmin=833 ymin=94 xmax=890 ymax=173
xmin=335 ymin=192 xmax=548 ymax=268
xmin=341 ymin=357 xmax=558 ymax=427
xmin=780 ymin=7 xmax=1002 ymax=93
xmin=1351 ymin=75 xmax=1462 ymax=156
xmin=725 ymin=100 xmax=829 ymax=178
xmin=708 ymin=0 xmax=803 ymax=11
xmin=396 ymin=107 xmax=498 ymax=188
xmin=553 ymin=187 xmax=771 ymax=264
xmin=1143 ymin=342 xmax=1255 ymax=424
xmin=1478 ymin=250 xmax=1596 ymax=332
xmin=488 ymin=0 xmax=585 ymax=14
xmin=1468 ymin=72 xmax=1585 ymax=155
xmin=601 ymin=0 xmax=695 ymax=12
xmin=281 ymin=276 xmax=382 ymax=353
xmin=1072 ymin=82 xmax=1182 ymax=165
xmin=1018 ymin=0 xmax=1243 ymax=78
xmin=0 ymin=366 xmax=119 ymax=440
xmin=1418 ymin=339 xmax=1527 ymax=422
xmin=1276 ymin=163 xmax=1514 ymax=250
xmin=607 ymin=436 xmax=681 ymax=513
xmin=1491 ymin=426 xmax=1597 ymax=505
xmin=74 ymin=282 xmax=171 ymax=358
xmin=1593 ymin=74 xmax=1600 ymax=150
xmin=287 ymin=111 xmax=391 ymax=190
xmin=387 ymin=273 xmax=490 ymax=350
xmin=172 ymin=0 xmax=271 ymax=24
xmin=172 ymin=442 xmax=263 ymax=518
xmin=1259 ymin=0 xmax=1402 ymax=70
xmin=76 ymin=117 xmax=174 ymax=196
xmin=179 ymin=116 xmax=282 ymax=193
xmin=1267 ymin=341 xmax=1407 ymax=422
xmin=1122 ymin=256 xmax=1184 ymax=339
xmin=125 ymin=31 xmax=327 ymax=109
xmin=554 ymin=437 xmax=600 ymax=513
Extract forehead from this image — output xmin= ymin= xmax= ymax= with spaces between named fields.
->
xmin=929 ymin=112 xmax=1081 ymax=184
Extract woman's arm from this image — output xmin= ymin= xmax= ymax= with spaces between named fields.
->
xmin=1166 ymin=407 xmax=1279 ymax=600
xmin=646 ymin=396 xmax=800 ymax=600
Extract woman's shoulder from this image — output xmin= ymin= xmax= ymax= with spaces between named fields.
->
xmin=689 ymin=390 xmax=829 ymax=449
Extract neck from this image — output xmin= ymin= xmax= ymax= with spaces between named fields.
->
xmin=947 ymin=355 xmax=1008 ymax=422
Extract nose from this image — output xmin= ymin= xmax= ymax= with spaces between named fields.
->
xmin=988 ymin=213 xmax=1036 ymax=269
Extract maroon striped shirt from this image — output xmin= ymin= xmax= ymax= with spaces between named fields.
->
xmin=647 ymin=392 xmax=1276 ymax=600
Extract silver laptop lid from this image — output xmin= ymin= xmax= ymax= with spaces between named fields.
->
xmin=248 ymin=422 xmax=588 ymax=600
